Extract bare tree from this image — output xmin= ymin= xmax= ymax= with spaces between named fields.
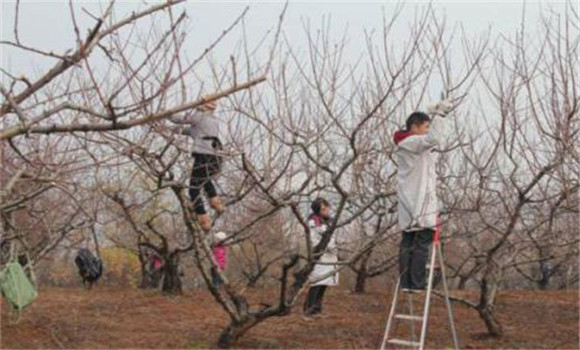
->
xmin=0 ymin=1 xmax=267 ymax=279
xmin=2 ymin=2 xmax=576 ymax=348
xmin=440 ymin=3 xmax=578 ymax=335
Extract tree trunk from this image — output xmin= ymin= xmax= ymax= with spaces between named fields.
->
xmin=353 ymin=250 xmax=371 ymax=294
xmin=478 ymin=306 xmax=503 ymax=336
xmin=457 ymin=276 xmax=468 ymax=290
xmin=537 ymin=259 xmax=552 ymax=290
xmin=246 ymin=274 xmax=259 ymax=288
xmin=217 ymin=255 xmax=299 ymax=348
xmin=217 ymin=317 xmax=259 ymax=349
xmin=161 ymin=254 xmax=182 ymax=295
xmin=140 ymin=269 xmax=154 ymax=289
xmin=139 ymin=260 xmax=158 ymax=289
xmin=536 ymin=246 xmax=553 ymax=290
xmin=538 ymin=275 xmax=549 ymax=290
xmin=478 ymin=266 xmax=503 ymax=336
xmin=140 ymin=269 xmax=162 ymax=289
xmin=354 ymin=269 xmax=368 ymax=293
xmin=245 ymin=268 xmax=268 ymax=288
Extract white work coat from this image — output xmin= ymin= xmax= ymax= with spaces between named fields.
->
xmin=395 ymin=115 xmax=445 ymax=231
xmin=308 ymin=215 xmax=339 ymax=286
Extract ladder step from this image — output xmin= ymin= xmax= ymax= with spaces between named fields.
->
xmin=401 ymin=288 xmax=426 ymax=294
xmin=387 ymin=339 xmax=421 ymax=347
xmin=395 ymin=314 xmax=422 ymax=321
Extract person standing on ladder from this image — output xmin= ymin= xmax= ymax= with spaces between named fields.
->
xmin=393 ymin=99 xmax=453 ymax=291
xmin=168 ymin=99 xmax=225 ymax=232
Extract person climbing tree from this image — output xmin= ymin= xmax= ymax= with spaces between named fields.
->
xmin=169 ymin=99 xmax=225 ymax=232
xmin=303 ymin=197 xmax=339 ymax=320
xmin=393 ymin=99 xmax=453 ymax=291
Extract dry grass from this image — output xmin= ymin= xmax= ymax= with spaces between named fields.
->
xmin=1 ymin=286 xmax=578 ymax=349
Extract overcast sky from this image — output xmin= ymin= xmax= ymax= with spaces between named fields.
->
xmin=1 ymin=0 xmax=570 ymax=80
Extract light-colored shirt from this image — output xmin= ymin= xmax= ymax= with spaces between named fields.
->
xmin=395 ymin=116 xmax=445 ymax=231
xmin=169 ymin=110 xmax=220 ymax=155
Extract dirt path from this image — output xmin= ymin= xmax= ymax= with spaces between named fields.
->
xmin=2 ymin=287 xmax=578 ymax=349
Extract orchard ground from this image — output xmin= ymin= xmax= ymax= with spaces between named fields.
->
xmin=2 ymin=286 xmax=578 ymax=349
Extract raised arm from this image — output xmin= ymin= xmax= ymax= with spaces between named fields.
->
xmin=168 ymin=111 xmax=203 ymax=125
xmin=397 ymin=116 xmax=445 ymax=153
xmin=167 ymin=111 xmax=206 ymax=135
xmin=397 ymin=99 xmax=453 ymax=153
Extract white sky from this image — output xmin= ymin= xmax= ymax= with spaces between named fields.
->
xmin=0 ymin=0 xmax=571 ymax=80
xmin=0 ymin=0 xmax=574 ymax=139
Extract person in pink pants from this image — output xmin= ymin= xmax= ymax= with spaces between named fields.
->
xmin=211 ymin=231 xmax=228 ymax=285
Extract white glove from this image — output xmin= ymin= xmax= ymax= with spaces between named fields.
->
xmin=427 ymin=99 xmax=453 ymax=116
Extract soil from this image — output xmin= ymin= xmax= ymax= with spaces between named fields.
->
xmin=1 ymin=287 xmax=578 ymax=349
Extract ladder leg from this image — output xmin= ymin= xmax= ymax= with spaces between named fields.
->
xmin=437 ymin=244 xmax=459 ymax=349
xmin=408 ymin=293 xmax=417 ymax=342
xmin=380 ymin=277 xmax=401 ymax=350
xmin=419 ymin=242 xmax=437 ymax=350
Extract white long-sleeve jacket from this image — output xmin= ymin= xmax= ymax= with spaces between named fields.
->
xmin=308 ymin=215 xmax=339 ymax=286
xmin=394 ymin=115 xmax=445 ymax=231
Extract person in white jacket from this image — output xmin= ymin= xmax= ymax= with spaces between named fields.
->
xmin=393 ymin=100 xmax=453 ymax=291
xmin=168 ymin=100 xmax=224 ymax=232
xmin=303 ymin=197 xmax=339 ymax=319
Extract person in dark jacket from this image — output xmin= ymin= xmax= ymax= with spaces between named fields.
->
xmin=169 ymin=100 xmax=225 ymax=232
xmin=75 ymin=248 xmax=103 ymax=289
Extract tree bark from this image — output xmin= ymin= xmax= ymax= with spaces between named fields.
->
xmin=161 ymin=254 xmax=182 ymax=295
xmin=140 ymin=266 xmax=162 ymax=289
xmin=478 ymin=266 xmax=503 ymax=336
xmin=478 ymin=306 xmax=503 ymax=336
xmin=354 ymin=268 xmax=368 ymax=294
xmin=353 ymin=250 xmax=371 ymax=294
xmin=457 ymin=276 xmax=468 ymax=290
xmin=217 ymin=318 xmax=257 ymax=349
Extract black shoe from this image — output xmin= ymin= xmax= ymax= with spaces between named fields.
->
xmin=304 ymin=308 xmax=316 ymax=316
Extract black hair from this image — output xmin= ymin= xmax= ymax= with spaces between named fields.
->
xmin=404 ymin=112 xmax=431 ymax=132
xmin=311 ymin=197 xmax=330 ymax=214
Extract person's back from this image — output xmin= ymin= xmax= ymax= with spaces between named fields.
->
xmin=166 ymin=100 xmax=225 ymax=231
xmin=169 ymin=102 xmax=221 ymax=155
xmin=75 ymin=248 xmax=102 ymax=288
xmin=394 ymin=112 xmax=444 ymax=232
xmin=393 ymin=100 xmax=453 ymax=291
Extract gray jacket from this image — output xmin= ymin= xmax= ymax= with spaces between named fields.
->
xmin=169 ymin=110 xmax=220 ymax=155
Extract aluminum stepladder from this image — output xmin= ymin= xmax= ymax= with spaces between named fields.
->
xmin=380 ymin=225 xmax=459 ymax=350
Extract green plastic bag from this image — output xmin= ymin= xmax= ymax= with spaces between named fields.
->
xmin=0 ymin=262 xmax=38 ymax=310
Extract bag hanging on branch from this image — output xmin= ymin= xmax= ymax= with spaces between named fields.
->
xmin=0 ymin=261 xmax=38 ymax=311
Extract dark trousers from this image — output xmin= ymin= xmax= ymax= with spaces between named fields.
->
xmin=190 ymin=153 xmax=221 ymax=215
xmin=303 ymin=285 xmax=327 ymax=315
xmin=399 ymin=229 xmax=434 ymax=289
xmin=211 ymin=267 xmax=223 ymax=286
